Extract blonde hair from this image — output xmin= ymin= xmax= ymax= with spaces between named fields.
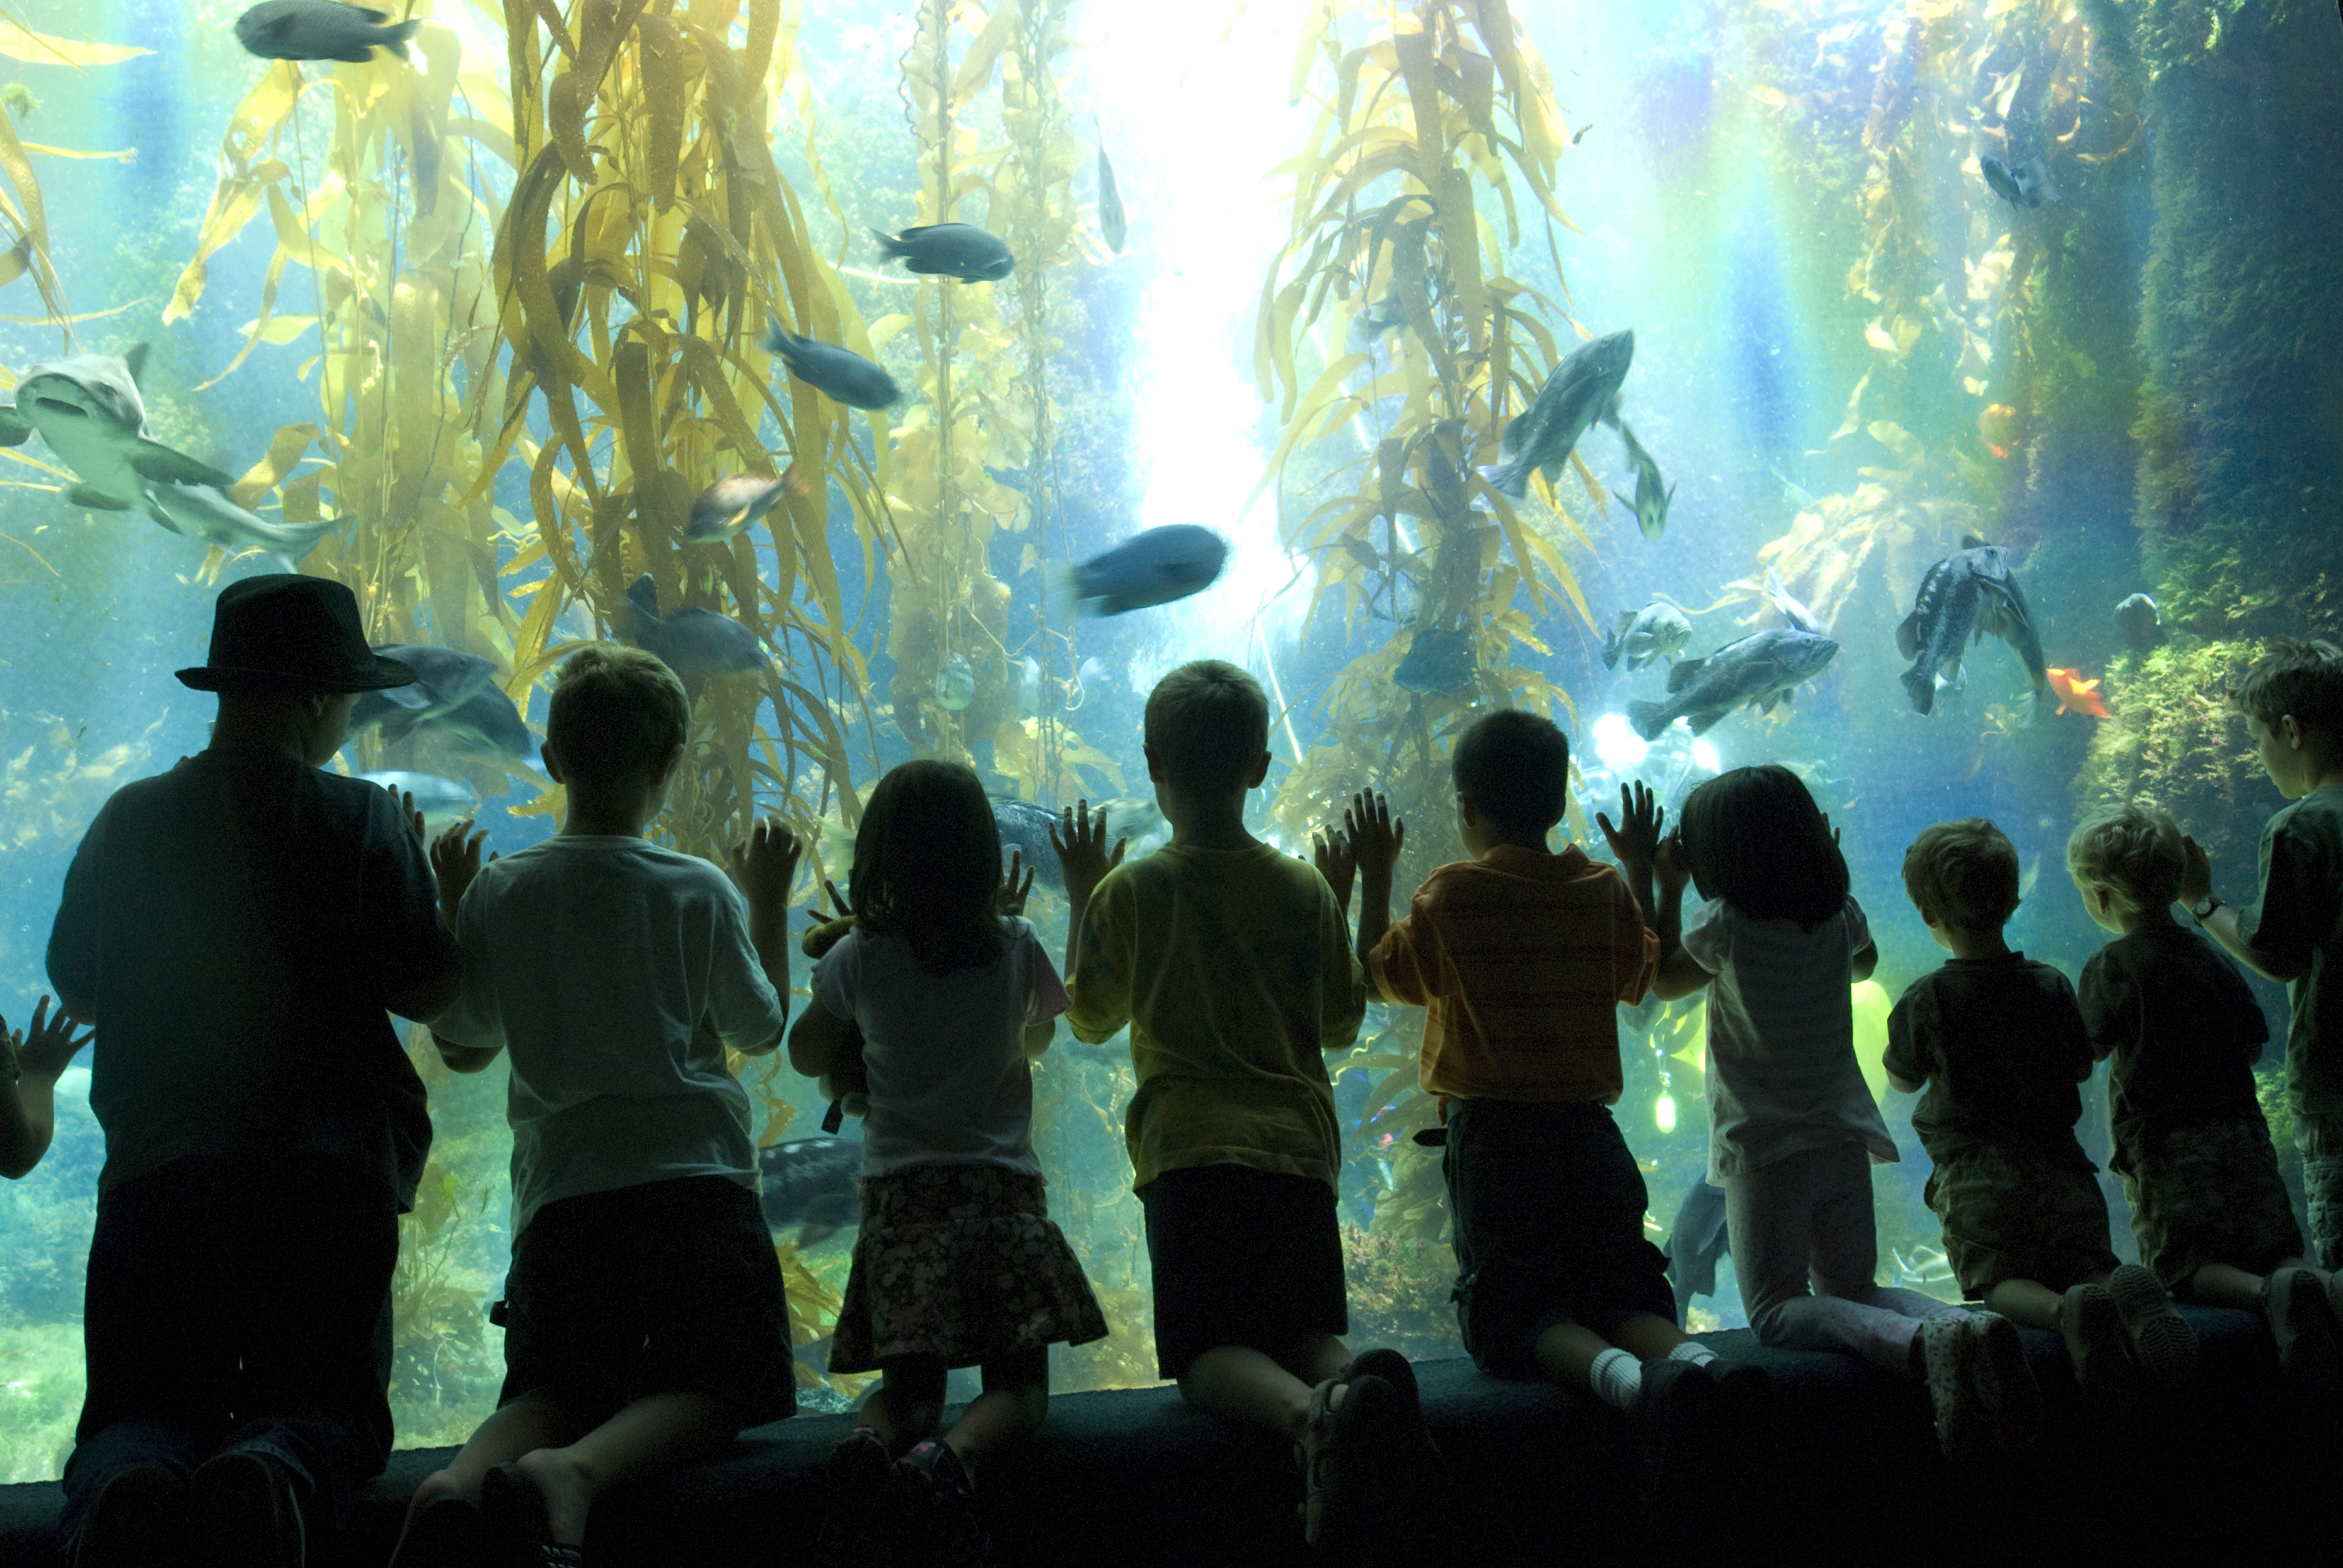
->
xmin=1901 ymin=818 xmax=2022 ymax=933
xmin=1144 ymin=659 xmax=1270 ymax=792
xmin=2065 ymin=802 xmax=2185 ymax=916
xmin=545 ymin=643 xmax=688 ymax=789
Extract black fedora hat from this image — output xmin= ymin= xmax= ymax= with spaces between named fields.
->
xmin=176 ymin=575 xmax=418 ymax=693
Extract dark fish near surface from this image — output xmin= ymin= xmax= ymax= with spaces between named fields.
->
xmin=1603 ymin=599 xmax=1693 ymax=671
xmin=1895 ymin=535 xmax=2050 ymax=722
xmin=1481 ymin=330 xmax=1635 ymax=501
xmin=1619 ymin=421 xmax=1674 ymax=541
xmin=623 ymin=575 xmax=765 ymax=678
xmin=1662 ymin=1176 xmax=1731 ymax=1324
xmin=1392 ymin=627 xmax=1478 ymax=693
xmin=758 ymin=1135 xmax=863 ymax=1246
xmin=989 ymin=796 xmax=1167 ymax=891
xmin=873 ymin=223 xmax=1015 ymax=284
xmin=349 ymin=644 xmax=497 ymax=743
xmin=1980 ymin=154 xmax=2060 ymax=209
xmin=235 ymin=1 xmax=419 ymax=63
xmin=1626 ymin=627 xmax=1840 ymax=740
xmin=2114 ymin=592 xmax=2159 ymax=650
xmin=1096 ymin=134 xmax=1127 ymax=253
xmin=764 ymin=324 xmax=900 ymax=410
xmin=685 ymin=471 xmax=789 ymax=544
xmin=1062 ymin=524 xmax=1227 ymax=616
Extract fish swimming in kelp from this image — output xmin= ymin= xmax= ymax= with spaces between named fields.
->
xmin=623 ymin=575 xmax=765 ymax=678
xmin=1619 ymin=421 xmax=1674 ymax=541
xmin=763 ymin=325 xmax=900 ymax=410
xmin=349 ymin=645 xmax=499 ymax=743
xmin=872 ymin=223 xmax=1015 ymax=284
xmin=235 ymin=1 xmax=418 ymax=64
xmin=1393 ymin=627 xmax=1477 ymax=694
xmin=988 ymin=797 xmax=1168 ymax=892
xmin=1059 ymin=524 xmax=1228 ymax=616
xmin=2114 ymin=592 xmax=2159 ymax=650
xmin=758 ymin=1135 xmax=863 ymax=1246
xmin=2045 ymin=667 xmax=2110 ymax=719
xmin=1895 ymin=536 xmax=2051 ymax=722
xmin=1480 ymin=330 xmax=1635 ymax=502
xmin=934 ymin=653 xmax=975 ymax=712
xmin=0 ymin=347 xmax=332 ymax=567
xmin=1980 ymin=154 xmax=2060 ymax=210
xmin=1096 ymin=131 xmax=1127 ymax=253
xmin=1604 ymin=600 xmax=1693 ymax=671
xmin=684 ymin=470 xmax=792 ymax=544
xmin=1627 ymin=628 xmax=1840 ymax=740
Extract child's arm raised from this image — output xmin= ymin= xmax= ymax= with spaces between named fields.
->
xmin=2181 ymin=831 xmax=2321 ymax=984
xmin=730 ymin=816 xmax=804 ymax=1053
xmin=1050 ymin=802 xmax=1126 ymax=982
xmin=1345 ymin=791 xmax=1404 ymax=975
xmin=427 ymin=822 xmax=503 ymax=1073
xmin=1600 ymin=785 xmax=1711 ymax=999
xmin=1647 ymin=830 xmax=1714 ymax=1001
xmin=1314 ymin=825 xmax=1357 ymax=921
xmin=0 ymin=997 xmax=91 ymax=1179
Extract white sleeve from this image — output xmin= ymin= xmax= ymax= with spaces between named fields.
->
xmin=1680 ymin=896 xmax=1732 ymax=974
xmin=1020 ymin=920 xmax=1070 ymax=1024
xmin=705 ymin=880 xmax=785 ymax=1050
xmin=429 ymin=880 xmax=506 ymax=1052
xmin=813 ymin=929 xmax=862 ymax=1023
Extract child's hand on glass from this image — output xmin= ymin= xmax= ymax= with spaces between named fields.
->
xmin=1342 ymin=791 xmax=1404 ymax=882
xmin=997 ymin=851 xmax=1037 ymax=918
xmin=1049 ymin=800 xmax=1126 ymax=906
xmin=1596 ymin=781 xmax=1665 ymax=876
xmin=1654 ymin=828 xmax=1691 ymax=898
xmin=801 ymin=879 xmax=857 ymax=959
xmin=732 ymin=816 xmax=802 ymax=912
xmin=387 ymin=783 xmax=428 ymax=842
xmin=1312 ymin=825 xmax=1356 ymax=911
xmin=429 ymin=820 xmax=496 ymax=923
xmin=2 ymin=996 xmax=90 ymax=1081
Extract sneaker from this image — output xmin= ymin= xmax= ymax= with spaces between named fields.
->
xmin=2058 ymin=1282 xmax=2141 ymax=1415
xmin=1343 ymin=1346 xmax=1452 ymax=1514
xmin=390 ymin=1493 xmax=486 ymax=1568
xmin=2264 ymin=1264 xmax=2342 ymax=1397
xmin=1918 ymin=1315 xmax=1985 ymax=1462
xmin=1630 ymin=1357 xmax=1718 ymax=1511
xmin=72 ymin=1462 xmax=190 ymax=1568
xmin=896 ymin=1441 xmax=989 ymax=1568
xmin=1300 ymin=1370 xmax=1403 ymax=1554
xmin=2107 ymin=1263 xmax=2199 ymax=1391
xmin=478 ymin=1464 xmax=582 ymax=1568
xmin=818 ymin=1428 xmax=899 ymax=1568
xmin=189 ymin=1450 xmax=304 ymax=1568
xmin=1965 ymin=1310 xmax=2043 ymax=1454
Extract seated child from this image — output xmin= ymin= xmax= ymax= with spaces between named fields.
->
xmin=2179 ymin=638 xmax=2343 ymax=1281
xmin=788 ymin=759 xmax=1106 ymax=1568
xmin=1055 ymin=659 xmax=1434 ymax=1554
xmin=2072 ymin=802 xmax=2339 ymax=1394
xmin=1342 ymin=712 xmax=1751 ymax=1488
xmin=1884 ymin=818 xmax=2193 ymax=1415
xmin=1 ymin=996 xmax=90 ymax=1180
xmin=1611 ymin=765 xmax=2024 ymax=1461
xmin=396 ymin=645 xmax=800 ymax=1567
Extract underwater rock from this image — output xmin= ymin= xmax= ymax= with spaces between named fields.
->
xmin=1480 ymin=330 xmax=1634 ymax=501
xmin=1980 ymin=154 xmax=2060 ymax=209
xmin=349 ymin=645 xmax=499 ymax=743
xmin=1603 ymin=599 xmax=1693 ymax=671
xmin=1392 ymin=627 xmax=1478 ymax=693
xmin=1626 ymin=628 xmax=1840 ymax=740
xmin=623 ymin=575 xmax=765 ymax=678
xmin=872 ymin=223 xmax=1015 ymax=283
xmin=1096 ymin=135 xmax=1127 ymax=253
xmin=763 ymin=325 xmax=900 ymax=410
xmin=235 ymin=1 xmax=419 ymax=64
xmin=359 ymin=770 xmax=475 ymax=829
xmin=1895 ymin=536 xmax=2051 ymax=722
xmin=757 ymin=1135 xmax=863 ymax=1246
xmin=934 ymin=652 xmax=975 ymax=712
xmin=685 ymin=471 xmax=791 ymax=544
xmin=2115 ymin=592 xmax=2160 ymax=649
xmin=1061 ymin=524 xmax=1227 ymax=617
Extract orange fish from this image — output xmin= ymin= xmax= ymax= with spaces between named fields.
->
xmin=2045 ymin=666 xmax=2110 ymax=719
xmin=1978 ymin=403 xmax=2020 ymax=448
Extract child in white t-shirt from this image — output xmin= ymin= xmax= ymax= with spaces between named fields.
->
xmin=1609 ymin=766 xmax=2036 ymax=1462
xmin=791 ymin=759 xmax=1105 ymax=1568
xmin=392 ymin=645 xmax=801 ymax=1567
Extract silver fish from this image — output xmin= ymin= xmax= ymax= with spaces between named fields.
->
xmin=872 ymin=223 xmax=1015 ymax=284
xmin=1096 ymin=133 xmax=1127 ymax=253
xmin=1619 ymin=420 xmax=1674 ymax=541
xmin=1980 ymin=153 xmax=2060 ymax=210
xmin=934 ymin=652 xmax=975 ymax=712
xmin=424 ymin=687 xmax=537 ymax=768
xmin=1895 ymin=535 xmax=2050 ymax=722
xmin=685 ymin=471 xmax=790 ymax=544
xmin=1627 ymin=628 xmax=1840 ymax=740
xmin=1604 ymin=599 xmax=1693 ymax=671
xmin=1481 ymin=330 xmax=1635 ymax=501
xmin=764 ymin=325 xmax=900 ymax=410
xmin=235 ymin=1 xmax=419 ymax=64
xmin=1392 ymin=626 xmax=1477 ymax=694
xmin=1061 ymin=524 xmax=1228 ymax=617
xmin=1766 ymin=570 xmax=1827 ymax=636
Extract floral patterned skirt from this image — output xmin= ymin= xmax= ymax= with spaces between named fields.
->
xmin=827 ymin=1161 xmax=1108 ymax=1374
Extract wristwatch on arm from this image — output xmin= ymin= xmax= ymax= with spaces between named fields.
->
xmin=2189 ymin=892 xmax=2223 ymax=923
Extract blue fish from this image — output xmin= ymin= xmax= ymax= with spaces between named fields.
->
xmin=1060 ymin=525 xmax=1228 ymax=617
xmin=872 ymin=223 xmax=1015 ymax=284
xmin=623 ymin=575 xmax=766 ymax=678
xmin=1481 ymin=330 xmax=1635 ymax=501
xmin=764 ymin=325 xmax=900 ymax=411
xmin=349 ymin=645 xmax=498 ymax=743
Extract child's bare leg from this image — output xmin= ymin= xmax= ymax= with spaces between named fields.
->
xmin=2187 ymin=1261 xmax=2269 ymax=1308
xmin=1180 ymin=1334 xmax=1348 ymax=1439
xmin=859 ymin=1356 xmax=949 ymax=1457
xmin=396 ymin=1397 xmax=579 ymax=1555
xmin=516 ymin=1391 xmax=738 ymax=1547
xmin=1613 ymin=1313 xmax=1697 ymax=1361
xmin=1531 ymin=1320 xmax=1622 ymax=1388
xmin=941 ymin=1347 xmax=1049 ymax=1472
xmin=1982 ymin=1278 xmax=2066 ymax=1330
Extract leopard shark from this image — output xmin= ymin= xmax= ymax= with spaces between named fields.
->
xmin=0 ymin=345 xmax=332 ymax=566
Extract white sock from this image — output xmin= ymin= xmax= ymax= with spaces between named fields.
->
xmin=1590 ymin=1347 xmax=1643 ymax=1411
xmin=1668 ymin=1340 xmax=1719 ymax=1367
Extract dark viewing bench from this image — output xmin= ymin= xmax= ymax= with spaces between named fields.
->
xmin=1 ymin=1308 xmax=2327 ymax=1566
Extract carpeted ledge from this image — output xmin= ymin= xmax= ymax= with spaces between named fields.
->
xmin=0 ymin=1308 xmax=2328 ymax=1566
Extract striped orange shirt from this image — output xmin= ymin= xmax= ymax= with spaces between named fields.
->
xmin=1369 ymin=845 xmax=1659 ymax=1105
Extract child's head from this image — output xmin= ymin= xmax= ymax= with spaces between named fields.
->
xmin=1144 ymin=660 xmax=1271 ymax=800
xmin=2065 ymin=802 xmax=2184 ymax=932
xmin=544 ymin=644 xmax=689 ymax=798
xmin=2229 ymin=638 xmax=2343 ymax=797
xmin=1452 ymin=709 xmax=1570 ymax=849
xmin=1900 ymin=818 xmax=2021 ymax=943
xmin=1677 ymin=764 xmax=1848 ymax=931
xmin=850 ymin=759 xmax=1007 ymax=977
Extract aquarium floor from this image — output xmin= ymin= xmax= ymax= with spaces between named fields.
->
xmin=0 ymin=1309 xmax=2328 ymax=1566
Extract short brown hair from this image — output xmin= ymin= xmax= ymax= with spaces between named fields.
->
xmin=1901 ymin=818 xmax=2022 ymax=933
xmin=2066 ymin=802 xmax=2184 ymax=916
xmin=545 ymin=643 xmax=688 ymax=789
xmin=1144 ymin=659 xmax=1270 ymax=792
xmin=2230 ymin=638 xmax=2343 ymax=735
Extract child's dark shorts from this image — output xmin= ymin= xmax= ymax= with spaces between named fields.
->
xmin=1138 ymin=1163 xmax=1348 ymax=1381
xmin=2116 ymin=1114 xmax=2305 ymax=1289
xmin=1924 ymin=1141 xmax=2119 ymax=1298
xmin=496 ymin=1175 xmax=795 ymax=1428
xmin=1443 ymin=1099 xmax=1676 ymax=1378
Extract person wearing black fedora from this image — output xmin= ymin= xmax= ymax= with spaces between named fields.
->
xmin=45 ymin=574 xmax=465 ymax=1568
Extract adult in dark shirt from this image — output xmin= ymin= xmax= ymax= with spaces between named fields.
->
xmin=2069 ymin=803 xmax=2336 ymax=1396
xmin=1884 ymin=819 xmax=2194 ymax=1419
xmin=46 ymin=577 xmax=461 ymax=1568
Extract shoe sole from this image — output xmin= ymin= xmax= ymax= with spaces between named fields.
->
xmin=818 ymin=1437 xmax=899 ymax=1568
xmin=2272 ymin=1267 xmax=2343 ymax=1398
xmin=1314 ymin=1373 xmax=1409 ymax=1557
xmin=2108 ymin=1264 xmax=2199 ymax=1391
xmin=189 ymin=1452 xmax=303 ymax=1568
xmin=1638 ymin=1362 xmax=1718 ymax=1509
xmin=2062 ymin=1285 xmax=2141 ymax=1415
xmin=74 ymin=1463 xmax=188 ymax=1568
